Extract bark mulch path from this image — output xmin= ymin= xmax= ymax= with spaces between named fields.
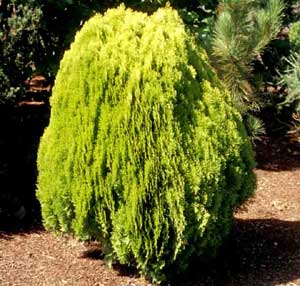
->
xmin=0 ymin=138 xmax=300 ymax=286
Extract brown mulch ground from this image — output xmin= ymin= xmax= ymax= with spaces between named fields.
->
xmin=0 ymin=138 xmax=300 ymax=286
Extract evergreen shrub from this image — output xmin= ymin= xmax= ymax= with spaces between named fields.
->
xmin=37 ymin=6 xmax=256 ymax=282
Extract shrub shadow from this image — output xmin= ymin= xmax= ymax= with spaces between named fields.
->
xmin=0 ymin=103 xmax=49 ymax=232
xmin=255 ymin=137 xmax=300 ymax=171
xmin=79 ymin=219 xmax=300 ymax=286
xmin=0 ymin=207 xmax=44 ymax=240
xmin=79 ymin=242 xmax=141 ymax=278
xmin=171 ymin=218 xmax=300 ymax=286
xmin=0 ymin=222 xmax=44 ymax=240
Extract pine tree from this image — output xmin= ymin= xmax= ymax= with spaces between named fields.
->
xmin=211 ymin=0 xmax=284 ymax=111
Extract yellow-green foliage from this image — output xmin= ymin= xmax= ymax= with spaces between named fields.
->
xmin=290 ymin=22 xmax=300 ymax=51
xmin=37 ymin=6 xmax=256 ymax=282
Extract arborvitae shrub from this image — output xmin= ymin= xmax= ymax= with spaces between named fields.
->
xmin=37 ymin=6 xmax=256 ymax=282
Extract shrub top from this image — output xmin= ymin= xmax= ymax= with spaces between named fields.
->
xmin=37 ymin=6 xmax=256 ymax=282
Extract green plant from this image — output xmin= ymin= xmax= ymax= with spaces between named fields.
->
xmin=0 ymin=0 xmax=43 ymax=103
xmin=39 ymin=0 xmax=219 ymax=77
xmin=280 ymin=52 xmax=300 ymax=111
xmin=37 ymin=6 xmax=256 ymax=282
xmin=277 ymin=16 xmax=300 ymax=140
xmin=244 ymin=114 xmax=266 ymax=142
xmin=211 ymin=0 xmax=284 ymax=111
xmin=289 ymin=21 xmax=300 ymax=50
xmin=278 ymin=51 xmax=300 ymax=140
xmin=0 ymin=0 xmax=219 ymax=99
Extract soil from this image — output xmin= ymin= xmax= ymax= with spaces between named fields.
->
xmin=0 ymin=137 xmax=300 ymax=286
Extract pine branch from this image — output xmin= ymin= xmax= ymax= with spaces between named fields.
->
xmin=211 ymin=0 xmax=284 ymax=111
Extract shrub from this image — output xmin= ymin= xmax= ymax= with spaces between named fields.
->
xmin=37 ymin=6 xmax=256 ymax=282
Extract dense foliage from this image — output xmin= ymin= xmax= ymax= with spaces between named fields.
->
xmin=0 ymin=0 xmax=43 ymax=103
xmin=210 ymin=0 xmax=284 ymax=111
xmin=289 ymin=21 xmax=300 ymax=50
xmin=37 ymin=6 xmax=256 ymax=282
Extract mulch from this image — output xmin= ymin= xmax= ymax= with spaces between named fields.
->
xmin=0 ymin=137 xmax=300 ymax=286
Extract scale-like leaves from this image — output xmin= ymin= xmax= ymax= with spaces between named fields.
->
xmin=37 ymin=6 xmax=255 ymax=282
